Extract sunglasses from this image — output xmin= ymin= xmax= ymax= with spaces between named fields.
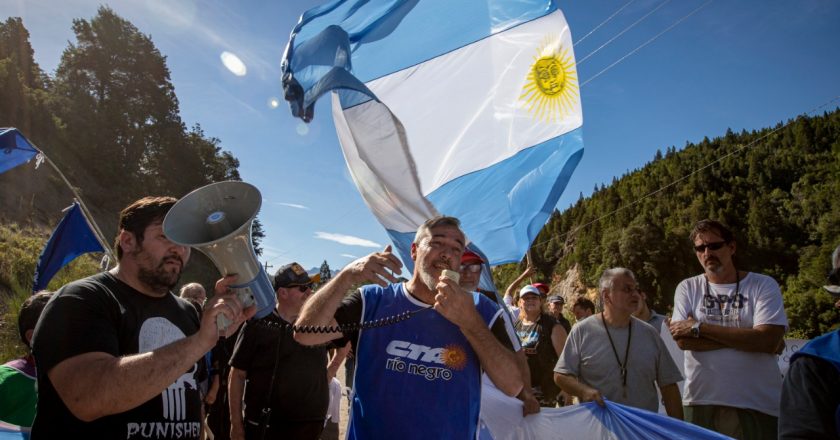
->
xmin=460 ymin=264 xmax=482 ymax=273
xmin=694 ymin=241 xmax=728 ymax=253
xmin=293 ymin=284 xmax=313 ymax=292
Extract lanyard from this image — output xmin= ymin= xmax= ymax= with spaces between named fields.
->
xmin=601 ymin=313 xmax=632 ymax=398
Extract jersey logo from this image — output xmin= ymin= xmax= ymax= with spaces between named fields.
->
xmin=385 ymin=340 xmax=444 ymax=364
xmin=384 ymin=339 xmax=469 ymax=381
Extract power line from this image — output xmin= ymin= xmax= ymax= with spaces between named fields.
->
xmin=581 ymin=0 xmax=714 ymax=88
xmin=577 ymin=0 xmax=671 ymax=66
xmin=530 ymin=95 xmax=840 ymax=253
xmin=574 ymin=0 xmax=637 ymax=48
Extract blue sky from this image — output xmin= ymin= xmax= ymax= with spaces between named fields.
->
xmin=5 ymin=0 xmax=840 ymax=273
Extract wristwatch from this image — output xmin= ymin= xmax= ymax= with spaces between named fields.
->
xmin=690 ymin=321 xmax=702 ymax=338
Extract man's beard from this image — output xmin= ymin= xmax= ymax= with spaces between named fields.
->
xmin=418 ymin=268 xmax=438 ymax=292
xmin=135 ymin=249 xmax=182 ymax=294
xmin=703 ymin=257 xmax=724 ymax=273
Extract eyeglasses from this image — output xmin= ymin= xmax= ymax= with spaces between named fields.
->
xmin=614 ymin=285 xmax=639 ymax=294
xmin=693 ymin=241 xmax=728 ymax=253
xmin=460 ymin=264 xmax=482 ymax=273
xmin=293 ymin=284 xmax=313 ymax=292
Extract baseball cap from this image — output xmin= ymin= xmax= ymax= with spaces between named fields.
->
xmin=461 ymin=250 xmax=484 ymax=265
xmin=532 ymin=282 xmax=550 ymax=294
xmin=519 ymin=285 xmax=542 ymax=298
xmin=272 ymin=262 xmax=321 ymax=290
xmin=824 ymin=268 xmax=840 ymax=296
xmin=547 ymin=295 xmax=564 ymax=304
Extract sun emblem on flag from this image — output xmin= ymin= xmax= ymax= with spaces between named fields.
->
xmin=441 ymin=344 xmax=467 ymax=370
xmin=520 ymin=35 xmax=579 ymax=123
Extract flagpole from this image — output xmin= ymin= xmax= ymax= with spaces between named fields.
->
xmin=526 ymin=250 xmax=534 ymax=284
xmin=38 ymin=152 xmax=115 ymax=266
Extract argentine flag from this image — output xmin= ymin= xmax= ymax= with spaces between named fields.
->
xmin=283 ymin=0 xmax=584 ymax=267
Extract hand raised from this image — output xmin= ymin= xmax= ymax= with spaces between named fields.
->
xmin=344 ymin=245 xmax=403 ymax=287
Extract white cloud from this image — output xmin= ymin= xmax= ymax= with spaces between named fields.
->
xmin=314 ymin=232 xmax=381 ymax=248
xmin=277 ymin=202 xmax=309 ymax=210
xmin=341 ymin=253 xmax=358 ymax=259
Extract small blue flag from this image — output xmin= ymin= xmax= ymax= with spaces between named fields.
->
xmin=33 ymin=202 xmax=104 ymax=292
xmin=0 ymin=128 xmax=39 ymax=175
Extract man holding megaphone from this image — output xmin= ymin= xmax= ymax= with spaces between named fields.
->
xmin=31 ymin=196 xmax=256 ymax=439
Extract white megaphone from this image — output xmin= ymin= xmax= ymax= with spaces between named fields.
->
xmin=163 ymin=181 xmax=276 ymax=329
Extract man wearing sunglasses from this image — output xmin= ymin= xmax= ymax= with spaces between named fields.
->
xmin=669 ymin=219 xmax=787 ymax=440
xmin=459 ymin=250 xmax=495 ymax=301
xmin=228 ymin=262 xmax=327 ymax=440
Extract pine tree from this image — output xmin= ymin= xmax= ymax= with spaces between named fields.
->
xmin=319 ymin=260 xmax=332 ymax=284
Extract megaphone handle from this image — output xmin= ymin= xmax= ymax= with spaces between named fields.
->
xmin=216 ymin=286 xmax=257 ymax=332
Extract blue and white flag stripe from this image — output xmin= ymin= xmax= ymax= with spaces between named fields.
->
xmin=284 ymin=0 xmax=583 ymax=267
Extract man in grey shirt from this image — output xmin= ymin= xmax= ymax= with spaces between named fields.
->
xmin=634 ymin=290 xmax=667 ymax=333
xmin=554 ymin=268 xmax=683 ymax=417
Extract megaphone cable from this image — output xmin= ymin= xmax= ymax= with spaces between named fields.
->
xmin=254 ymin=307 xmax=432 ymax=334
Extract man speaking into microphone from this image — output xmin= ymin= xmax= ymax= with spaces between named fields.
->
xmin=294 ymin=216 xmax=523 ymax=439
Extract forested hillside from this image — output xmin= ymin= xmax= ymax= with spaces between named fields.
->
xmin=498 ymin=109 xmax=840 ymax=338
xmin=0 ymin=7 xmax=263 ymax=295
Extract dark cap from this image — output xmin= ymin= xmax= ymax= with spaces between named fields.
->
xmin=272 ymin=262 xmax=321 ymax=290
xmin=547 ymin=295 xmax=564 ymax=304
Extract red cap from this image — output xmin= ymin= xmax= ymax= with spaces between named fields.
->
xmin=461 ymin=250 xmax=484 ymax=265
xmin=532 ymin=283 xmax=550 ymax=294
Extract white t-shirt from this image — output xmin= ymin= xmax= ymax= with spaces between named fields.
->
xmin=672 ymin=272 xmax=788 ymax=417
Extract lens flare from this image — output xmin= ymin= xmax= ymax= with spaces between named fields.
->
xmin=220 ymin=51 xmax=247 ymax=76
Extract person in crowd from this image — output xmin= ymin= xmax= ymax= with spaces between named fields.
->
xmin=180 ymin=282 xmax=207 ymax=305
xmin=778 ymin=243 xmax=840 ymax=439
xmin=30 ymin=196 xmax=254 ymax=438
xmin=571 ymin=297 xmax=595 ymax=322
xmin=633 ymin=290 xmax=667 ymax=332
xmin=179 ymin=283 xmax=213 ymax=440
xmin=532 ymin=282 xmax=550 ymax=296
xmin=554 ymin=268 xmax=683 ymax=418
xmin=205 ymin=323 xmax=242 ymax=440
xmin=669 ymin=219 xmax=787 ymax=440
xmin=0 ymin=291 xmax=53 ymax=428
xmin=321 ymin=342 xmax=351 ymax=440
xmin=459 ymin=250 xmax=499 ymax=302
xmin=503 ymin=265 xmax=535 ymax=311
xmin=294 ymin=216 xmax=523 ymax=439
xmin=458 ymin=251 xmax=541 ymax=415
xmin=547 ymin=295 xmax=572 ymax=333
xmin=228 ymin=262 xmax=327 ymax=440
xmin=515 ymin=286 xmax=567 ymax=407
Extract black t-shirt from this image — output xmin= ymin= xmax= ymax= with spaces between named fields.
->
xmin=31 ymin=272 xmax=202 ymax=439
xmin=228 ymin=313 xmax=328 ymax=423
xmin=514 ymin=313 xmax=559 ymax=398
xmin=555 ymin=315 xmax=572 ymax=334
xmin=334 ymin=288 xmax=517 ymax=352
xmin=779 ymin=355 xmax=840 ymax=439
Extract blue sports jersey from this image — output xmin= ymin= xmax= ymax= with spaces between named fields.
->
xmin=348 ymin=283 xmax=502 ymax=440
